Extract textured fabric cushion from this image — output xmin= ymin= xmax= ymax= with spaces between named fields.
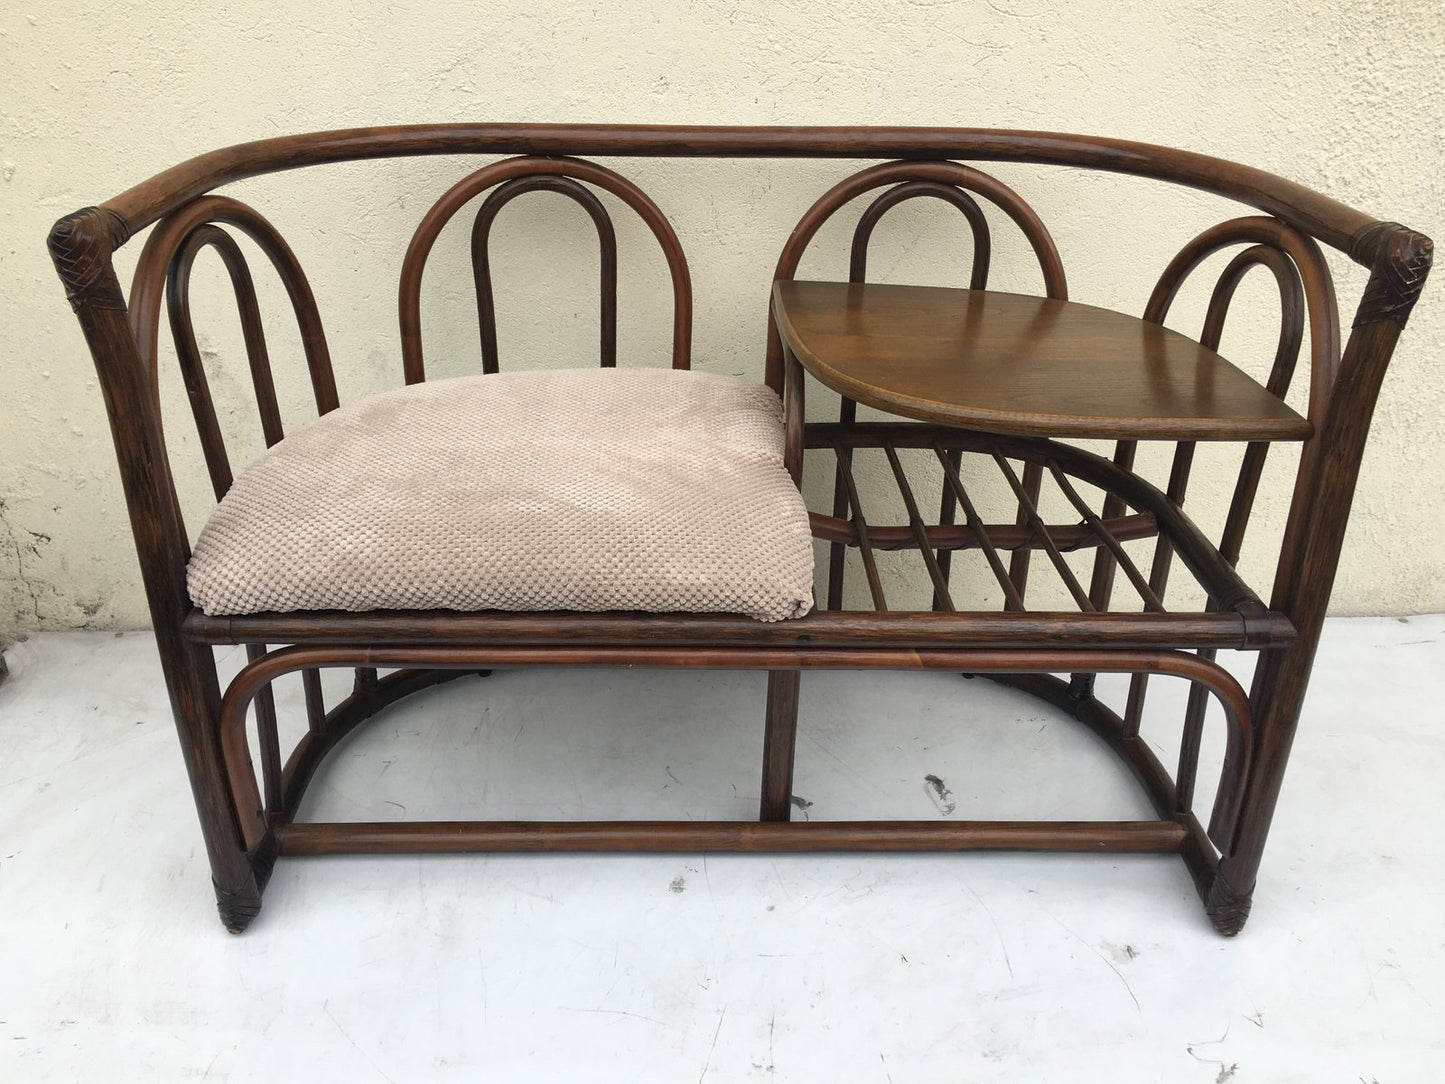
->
xmin=186 ymin=367 xmax=815 ymax=622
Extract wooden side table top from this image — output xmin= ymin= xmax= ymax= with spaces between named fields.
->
xmin=772 ymin=280 xmax=1311 ymax=441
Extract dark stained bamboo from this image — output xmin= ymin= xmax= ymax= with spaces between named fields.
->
xmin=808 ymin=423 xmax=1259 ymax=610
xmin=277 ymin=818 xmax=1187 ymax=855
xmin=1156 ymin=236 xmax=1313 ymax=577
xmin=400 ymin=156 xmax=691 ymax=383
xmin=840 ymin=182 xmax=991 ymax=612
xmin=1124 ymin=243 xmax=1302 ymax=738
xmin=783 ymin=350 xmax=805 ymax=487
xmin=827 ymin=189 xmax=870 ymax=613
xmin=825 ymin=398 xmax=858 ymax=610
xmin=820 ymin=511 xmax=1156 ymax=560
xmin=168 ymin=227 xmax=286 ymax=452
xmin=813 ymin=511 xmax=1157 ymax=553
xmin=1174 ymin=661 xmax=1215 ymax=824
xmin=990 ymin=671 xmax=1232 ymax=890
xmin=279 ymin=668 xmax=473 ymax=821
xmin=187 ymin=606 xmax=1295 ymax=651
xmin=50 ymin=206 xmax=261 ymax=930
xmin=1006 ymin=461 xmax=1044 ymax=603
xmin=216 ymin=642 xmax=1253 ymax=854
xmin=129 ymin=195 xmax=337 ymax=420
xmin=471 ymin=174 xmax=619 ymax=373
xmin=849 ymin=180 xmax=992 ymax=289
xmin=164 ymin=227 xmax=239 ymax=498
xmin=759 ymin=671 xmax=801 ymax=822
xmin=1122 ymin=441 xmax=1195 ymax=731
xmin=1209 ymin=228 xmax=1431 ymax=935
xmin=1089 ymin=220 xmax=1329 ymax=618
xmin=1046 ymin=461 xmax=1165 ymax=612
xmin=834 ymin=442 xmax=888 ymax=610
xmin=223 ymin=644 xmax=1259 ymax=700
xmin=1146 ymin=217 xmax=1338 ymax=422
xmin=996 ymin=672 xmax=1185 ymax=819
xmin=933 ymin=447 xmax=964 ymax=610
xmin=301 ymin=668 xmax=325 ymax=733
xmin=1197 ymin=247 xmax=1306 ymax=568
xmin=932 ymin=444 xmax=1026 ymax=610
xmin=1149 ymin=238 xmax=1315 ymax=801
xmin=882 ymin=442 xmax=955 ymax=611
xmin=1086 ymin=441 xmax=1138 ymax=613
xmin=245 ymin=643 xmax=283 ymax=813
xmin=100 ymin=126 xmax=1389 ymax=271
xmin=993 ymin=454 xmax=1093 ymax=611
xmin=353 ymin=666 xmax=380 ymax=710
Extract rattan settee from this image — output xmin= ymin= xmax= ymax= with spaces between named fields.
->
xmin=49 ymin=125 xmax=1431 ymax=934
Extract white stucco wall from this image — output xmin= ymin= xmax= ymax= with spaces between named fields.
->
xmin=2 ymin=1 xmax=1442 ymax=641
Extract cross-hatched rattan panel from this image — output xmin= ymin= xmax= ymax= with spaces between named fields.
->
xmin=808 ymin=422 xmax=1266 ymax=622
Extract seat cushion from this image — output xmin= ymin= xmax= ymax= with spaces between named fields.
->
xmin=186 ymin=367 xmax=815 ymax=622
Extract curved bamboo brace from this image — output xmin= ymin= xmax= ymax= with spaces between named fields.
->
xmin=789 ymin=161 xmax=1062 ymax=608
xmin=400 ymin=155 xmax=691 ymax=383
xmin=766 ymin=159 xmax=1067 ymax=393
xmin=129 ymin=202 xmax=338 ymax=824
xmin=163 ymin=226 xmax=282 ymax=499
xmin=1149 ymin=242 xmax=1313 ymax=839
xmin=848 ymin=180 xmax=992 ymax=289
xmin=1131 ymin=242 xmax=1311 ymax=587
xmin=1200 ymin=247 xmax=1305 ymax=361
xmin=471 ymin=174 xmax=619 ymax=373
xmin=829 ymin=180 xmax=996 ymax=608
xmin=215 ymin=643 xmax=1253 ymax=854
xmin=1090 ymin=217 xmax=1336 ymax=613
xmin=1145 ymin=216 xmax=1339 ymax=420
xmin=129 ymin=195 xmax=337 ymax=426
xmin=1095 ymin=221 xmax=1334 ymax=841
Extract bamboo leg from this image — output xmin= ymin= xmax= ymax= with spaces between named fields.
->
xmin=174 ymin=643 xmax=271 ymax=933
xmin=759 ymin=670 xmax=802 ymax=822
xmin=1206 ymin=643 xmax=1310 ymax=935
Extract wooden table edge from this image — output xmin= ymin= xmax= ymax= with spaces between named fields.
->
xmin=770 ymin=280 xmax=1314 ymax=442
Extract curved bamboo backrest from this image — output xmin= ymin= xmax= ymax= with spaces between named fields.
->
xmin=1145 ymin=216 xmax=1339 ymax=423
xmin=95 ymin=125 xmax=1394 ymax=267
xmin=399 ymin=155 xmax=692 ymax=383
xmin=848 ymin=180 xmax=992 ymax=290
xmin=128 ymin=195 xmax=338 ymax=500
xmin=470 ymin=175 xmax=619 ymax=373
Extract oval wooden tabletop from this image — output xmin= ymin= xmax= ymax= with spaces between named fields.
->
xmin=772 ymin=280 xmax=1312 ymax=441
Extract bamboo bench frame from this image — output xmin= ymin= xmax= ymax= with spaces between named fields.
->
xmin=48 ymin=125 xmax=1431 ymax=934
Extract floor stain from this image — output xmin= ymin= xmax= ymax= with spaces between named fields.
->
xmin=924 ymin=773 xmax=956 ymax=816
xmin=669 ymin=875 xmax=686 ymax=894
xmin=1101 ymin=940 xmax=1140 ymax=964
xmin=1186 ymin=1024 xmax=1234 ymax=1081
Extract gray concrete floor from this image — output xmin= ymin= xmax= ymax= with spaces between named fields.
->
xmin=1 ymin=617 xmax=1442 ymax=1081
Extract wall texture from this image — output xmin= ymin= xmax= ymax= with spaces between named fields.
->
xmin=2 ymin=0 xmax=1442 ymax=642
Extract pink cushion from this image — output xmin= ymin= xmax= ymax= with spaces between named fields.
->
xmin=187 ymin=367 xmax=815 ymax=622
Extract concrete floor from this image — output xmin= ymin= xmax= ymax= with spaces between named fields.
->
xmin=1 ymin=616 xmax=1441 ymax=1081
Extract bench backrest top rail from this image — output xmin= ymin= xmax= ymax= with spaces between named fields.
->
xmin=98 ymin=124 xmax=1392 ymax=266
